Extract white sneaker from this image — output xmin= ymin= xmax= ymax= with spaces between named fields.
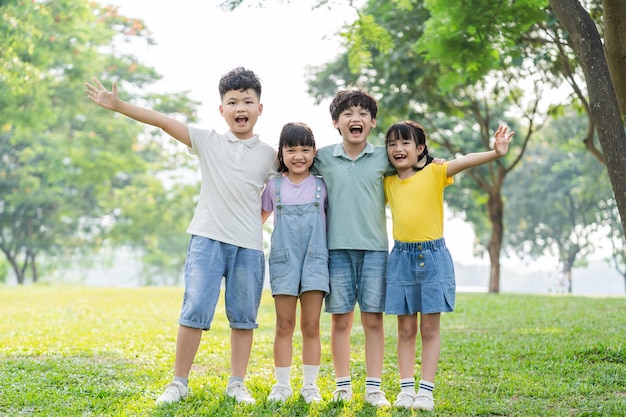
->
xmin=267 ymin=383 xmax=292 ymax=403
xmin=226 ymin=381 xmax=256 ymax=405
xmin=156 ymin=381 xmax=188 ymax=405
xmin=365 ymin=389 xmax=391 ymax=407
xmin=300 ymin=384 xmax=322 ymax=403
xmin=393 ymin=391 xmax=415 ymax=408
xmin=331 ymin=387 xmax=352 ymax=402
xmin=413 ymin=394 xmax=435 ymax=411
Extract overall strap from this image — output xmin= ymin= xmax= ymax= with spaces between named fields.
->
xmin=275 ymin=176 xmax=283 ymax=209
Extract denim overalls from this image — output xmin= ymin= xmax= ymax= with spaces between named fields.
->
xmin=268 ymin=176 xmax=330 ymax=297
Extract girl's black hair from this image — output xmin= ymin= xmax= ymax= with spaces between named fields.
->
xmin=277 ymin=122 xmax=316 ymax=172
xmin=385 ymin=120 xmax=433 ymax=171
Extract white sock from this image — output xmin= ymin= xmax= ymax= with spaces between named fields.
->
xmin=365 ymin=377 xmax=382 ymax=393
xmin=418 ymin=379 xmax=435 ymax=397
xmin=400 ymin=377 xmax=415 ymax=394
xmin=335 ymin=376 xmax=351 ymax=391
xmin=274 ymin=366 xmax=291 ymax=386
xmin=302 ymin=364 xmax=319 ymax=387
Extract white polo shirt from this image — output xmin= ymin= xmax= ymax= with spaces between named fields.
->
xmin=186 ymin=126 xmax=276 ymax=251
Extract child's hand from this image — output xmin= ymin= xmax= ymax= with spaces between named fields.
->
xmin=85 ymin=78 xmax=119 ymax=111
xmin=494 ymin=125 xmax=514 ymax=156
xmin=433 ymin=158 xmax=446 ymax=165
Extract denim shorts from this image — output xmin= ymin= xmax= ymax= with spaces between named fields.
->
xmin=324 ymin=250 xmax=388 ymax=314
xmin=269 ymin=245 xmax=330 ymax=296
xmin=385 ymin=238 xmax=456 ymax=315
xmin=179 ymin=235 xmax=265 ymax=330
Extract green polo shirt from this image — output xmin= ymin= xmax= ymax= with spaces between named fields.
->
xmin=314 ymin=143 xmax=395 ymax=251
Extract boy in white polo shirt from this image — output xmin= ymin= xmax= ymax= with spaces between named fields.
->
xmin=85 ymin=67 xmax=276 ymax=406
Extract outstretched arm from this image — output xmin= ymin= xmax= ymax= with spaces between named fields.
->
xmin=446 ymin=124 xmax=513 ymax=177
xmin=85 ymin=78 xmax=191 ymax=147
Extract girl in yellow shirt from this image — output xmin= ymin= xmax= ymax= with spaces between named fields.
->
xmin=384 ymin=120 xmax=513 ymax=411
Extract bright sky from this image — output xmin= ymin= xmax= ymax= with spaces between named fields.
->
xmin=101 ymin=0 xmax=356 ymax=149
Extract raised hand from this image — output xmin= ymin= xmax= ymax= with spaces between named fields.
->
xmin=85 ymin=78 xmax=119 ymax=111
xmin=493 ymin=124 xmax=514 ymax=156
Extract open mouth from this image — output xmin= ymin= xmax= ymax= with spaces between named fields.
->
xmin=349 ymin=125 xmax=363 ymax=134
xmin=393 ymin=154 xmax=407 ymax=160
xmin=236 ymin=116 xmax=248 ymax=124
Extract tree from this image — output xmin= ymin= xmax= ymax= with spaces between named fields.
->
xmin=410 ymin=0 xmax=626 ymax=234
xmin=504 ymin=111 xmax=617 ymax=293
xmin=1 ymin=0 xmax=198 ymax=283
xmin=548 ymin=0 xmax=626 ymax=237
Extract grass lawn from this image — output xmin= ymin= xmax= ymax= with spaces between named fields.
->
xmin=0 ymin=285 xmax=624 ymax=416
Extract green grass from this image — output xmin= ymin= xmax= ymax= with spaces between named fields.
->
xmin=0 ymin=286 xmax=624 ymax=416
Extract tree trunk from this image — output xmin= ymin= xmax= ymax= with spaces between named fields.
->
xmin=603 ymin=0 xmax=626 ymax=116
xmin=562 ymin=263 xmax=574 ymax=293
xmin=487 ymin=191 xmax=504 ymax=293
xmin=3 ymin=251 xmax=26 ymax=284
xmin=30 ymin=251 xmax=38 ymax=283
xmin=550 ymin=0 xmax=626 ymax=236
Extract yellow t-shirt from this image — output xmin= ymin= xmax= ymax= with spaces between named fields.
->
xmin=384 ymin=163 xmax=454 ymax=242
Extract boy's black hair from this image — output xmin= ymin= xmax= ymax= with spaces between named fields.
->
xmin=218 ymin=67 xmax=262 ymax=100
xmin=329 ymin=89 xmax=378 ymax=121
xmin=277 ymin=122 xmax=316 ymax=173
xmin=385 ymin=120 xmax=433 ymax=171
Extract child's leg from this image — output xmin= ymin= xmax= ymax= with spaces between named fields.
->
xmin=331 ymin=311 xmax=354 ymax=378
xmin=230 ymin=328 xmax=254 ymax=378
xmin=274 ymin=295 xmax=298 ymax=368
xmin=299 ymin=290 xmax=324 ymax=403
xmin=361 ymin=311 xmax=385 ymax=380
xmin=267 ymin=294 xmax=297 ymax=402
xmin=173 ymin=325 xmax=203 ymax=379
xmin=299 ymin=291 xmax=324 ymax=367
xmin=397 ymin=314 xmax=418 ymax=380
xmin=419 ymin=313 xmax=441 ymax=383
xmin=412 ymin=313 xmax=440 ymax=411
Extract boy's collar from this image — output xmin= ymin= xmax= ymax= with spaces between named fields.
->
xmin=332 ymin=142 xmax=374 ymax=157
xmin=226 ymin=130 xmax=259 ymax=147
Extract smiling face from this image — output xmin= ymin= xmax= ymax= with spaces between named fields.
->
xmin=333 ymin=105 xmax=377 ymax=151
xmin=385 ymin=123 xmax=427 ymax=179
xmin=281 ymin=144 xmax=315 ymax=180
xmin=219 ymin=88 xmax=262 ymax=139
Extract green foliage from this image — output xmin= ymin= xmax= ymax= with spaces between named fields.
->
xmin=0 ymin=0 xmax=199 ymax=284
xmin=418 ymin=0 xmax=548 ymax=91
xmin=504 ymin=109 xmax=621 ymax=280
xmin=1 ymin=286 xmax=625 ymax=416
xmin=341 ymin=13 xmax=393 ymax=74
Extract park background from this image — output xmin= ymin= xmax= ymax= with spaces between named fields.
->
xmin=1 ymin=0 xmax=624 ymax=295
xmin=2 ymin=2 xmax=625 ymax=416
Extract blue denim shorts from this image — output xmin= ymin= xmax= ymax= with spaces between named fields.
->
xmin=324 ymin=250 xmax=388 ymax=314
xmin=269 ymin=245 xmax=330 ymax=296
xmin=385 ymin=238 xmax=456 ymax=315
xmin=179 ymin=235 xmax=265 ymax=330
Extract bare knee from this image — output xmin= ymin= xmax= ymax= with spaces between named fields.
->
xmin=398 ymin=317 xmax=418 ymax=341
xmin=276 ymin=317 xmax=295 ymax=338
xmin=300 ymin=319 xmax=320 ymax=339
xmin=361 ymin=312 xmax=383 ymax=332
xmin=332 ymin=313 xmax=353 ymax=333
